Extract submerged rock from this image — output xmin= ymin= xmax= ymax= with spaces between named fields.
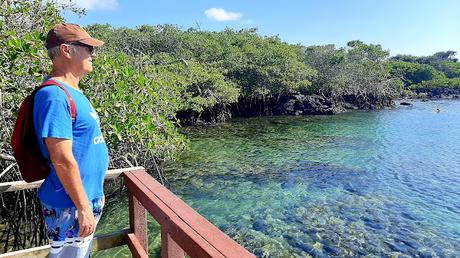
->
xmin=385 ymin=240 xmax=410 ymax=254
xmin=416 ymin=248 xmax=437 ymax=258
xmin=321 ymin=239 xmax=341 ymax=256
xmin=252 ymin=219 xmax=268 ymax=232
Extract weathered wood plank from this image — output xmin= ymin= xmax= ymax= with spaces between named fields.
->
xmin=0 ymin=229 xmax=130 ymax=257
xmin=126 ymin=233 xmax=149 ymax=258
xmin=0 ymin=245 xmax=49 ymax=258
xmin=0 ymin=167 xmax=144 ymax=193
xmin=92 ymin=228 xmax=130 ymax=252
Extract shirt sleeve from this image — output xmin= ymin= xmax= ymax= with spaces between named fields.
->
xmin=34 ymin=90 xmax=73 ymax=140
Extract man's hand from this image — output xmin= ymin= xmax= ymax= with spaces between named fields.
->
xmin=78 ymin=208 xmax=96 ymax=237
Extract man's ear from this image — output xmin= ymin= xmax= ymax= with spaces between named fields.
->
xmin=60 ymin=44 xmax=73 ymax=59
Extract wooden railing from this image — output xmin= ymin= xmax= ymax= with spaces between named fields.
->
xmin=0 ymin=167 xmax=255 ymax=258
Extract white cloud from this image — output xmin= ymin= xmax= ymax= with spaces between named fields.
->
xmin=56 ymin=0 xmax=118 ymax=11
xmin=204 ymin=8 xmax=242 ymax=21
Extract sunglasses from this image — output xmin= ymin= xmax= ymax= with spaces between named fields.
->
xmin=67 ymin=42 xmax=95 ymax=55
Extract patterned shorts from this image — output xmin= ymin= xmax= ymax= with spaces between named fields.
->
xmin=41 ymin=197 xmax=105 ymax=258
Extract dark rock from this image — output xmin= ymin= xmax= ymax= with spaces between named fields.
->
xmin=273 ymin=93 xmax=346 ymax=116
xmin=347 ymin=244 xmax=367 ymax=256
xmin=393 ymin=236 xmax=420 ymax=252
xmin=322 ymin=240 xmax=341 ymax=256
xmin=307 ymin=248 xmax=327 ymax=258
xmin=303 ymin=94 xmax=344 ymax=115
xmin=303 ymin=228 xmax=318 ymax=235
xmin=401 ymin=211 xmax=423 ymax=221
xmin=415 ymin=87 xmax=460 ymax=99
xmin=344 ymin=183 xmax=359 ymax=194
xmin=253 ymin=249 xmax=264 ymax=257
xmin=417 ymin=248 xmax=436 ymax=258
xmin=252 ymin=219 xmax=268 ymax=232
xmin=385 ymin=240 xmax=409 ymax=253
xmin=341 ymin=101 xmax=359 ymax=110
xmin=366 ymin=221 xmax=386 ymax=230
xmin=284 ymin=236 xmax=308 ymax=251
xmin=303 ymin=228 xmax=321 ymax=242
xmin=400 ymin=101 xmax=412 ymax=106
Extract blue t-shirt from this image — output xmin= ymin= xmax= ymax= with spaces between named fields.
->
xmin=33 ymin=79 xmax=109 ymax=208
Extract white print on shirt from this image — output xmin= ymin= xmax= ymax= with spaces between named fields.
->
xmin=93 ymin=135 xmax=105 ymax=144
xmin=89 ymin=105 xmax=101 ymax=126
xmin=89 ymin=106 xmax=104 ymax=144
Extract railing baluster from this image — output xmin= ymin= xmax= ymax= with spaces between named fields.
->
xmin=161 ymin=227 xmax=185 ymax=258
xmin=128 ymin=191 xmax=148 ymax=253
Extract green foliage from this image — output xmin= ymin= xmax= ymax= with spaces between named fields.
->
xmin=346 ymin=40 xmax=390 ymax=62
xmin=83 ymin=53 xmax=188 ymax=163
xmin=0 ymin=0 xmax=63 ymax=95
xmin=302 ymin=44 xmax=345 ymax=95
xmin=147 ymin=53 xmax=240 ymax=113
xmin=387 ymin=61 xmax=444 ymax=86
xmin=0 ymin=0 xmax=66 ymax=165
xmin=211 ymin=28 xmax=316 ymax=97
xmin=410 ymin=78 xmax=460 ymax=90
xmin=443 ymin=61 xmax=460 ymax=78
xmin=87 ymin=25 xmax=316 ymax=101
xmin=303 ymin=41 xmax=400 ymax=107
xmin=391 ymin=51 xmax=460 ymax=81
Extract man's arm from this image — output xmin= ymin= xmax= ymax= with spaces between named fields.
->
xmin=45 ymin=137 xmax=95 ymax=238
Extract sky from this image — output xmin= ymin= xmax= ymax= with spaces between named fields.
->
xmin=62 ymin=0 xmax=460 ymax=57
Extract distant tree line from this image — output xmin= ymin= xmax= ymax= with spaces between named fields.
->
xmin=388 ymin=51 xmax=460 ymax=93
xmin=85 ymin=24 xmax=460 ymax=119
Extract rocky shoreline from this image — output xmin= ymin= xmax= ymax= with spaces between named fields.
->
xmin=178 ymin=89 xmax=460 ymax=125
xmin=178 ymin=93 xmax=394 ymax=125
xmin=271 ymin=94 xmax=393 ymax=116
xmin=412 ymin=88 xmax=460 ymax=99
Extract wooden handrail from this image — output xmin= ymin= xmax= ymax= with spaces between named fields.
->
xmin=0 ymin=229 xmax=130 ymax=258
xmin=124 ymin=169 xmax=255 ymax=258
xmin=0 ymin=167 xmax=255 ymax=257
xmin=0 ymin=167 xmax=144 ymax=193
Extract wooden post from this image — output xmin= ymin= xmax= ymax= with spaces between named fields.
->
xmin=129 ymin=192 xmax=148 ymax=253
xmin=161 ymin=227 xmax=185 ymax=258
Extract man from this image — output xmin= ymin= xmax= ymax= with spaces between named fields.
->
xmin=34 ymin=23 xmax=109 ymax=258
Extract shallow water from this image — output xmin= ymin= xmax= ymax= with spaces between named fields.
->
xmin=95 ymin=100 xmax=460 ymax=257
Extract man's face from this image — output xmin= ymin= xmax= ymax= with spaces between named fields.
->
xmin=64 ymin=42 xmax=96 ymax=75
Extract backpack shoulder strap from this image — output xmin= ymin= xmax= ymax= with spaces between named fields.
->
xmin=37 ymin=79 xmax=77 ymax=122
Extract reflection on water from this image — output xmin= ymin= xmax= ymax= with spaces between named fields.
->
xmin=95 ymin=100 xmax=460 ymax=257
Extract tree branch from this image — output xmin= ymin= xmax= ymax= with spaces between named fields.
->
xmin=1 ymin=153 xmax=15 ymax=162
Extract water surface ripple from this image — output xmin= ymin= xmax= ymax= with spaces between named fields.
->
xmin=97 ymin=100 xmax=460 ymax=257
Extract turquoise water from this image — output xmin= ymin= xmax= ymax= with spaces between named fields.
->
xmin=96 ymin=100 xmax=460 ymax=257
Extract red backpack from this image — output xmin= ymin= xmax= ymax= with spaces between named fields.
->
xmin=11 ymin=79 xmax=76 ymax=182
